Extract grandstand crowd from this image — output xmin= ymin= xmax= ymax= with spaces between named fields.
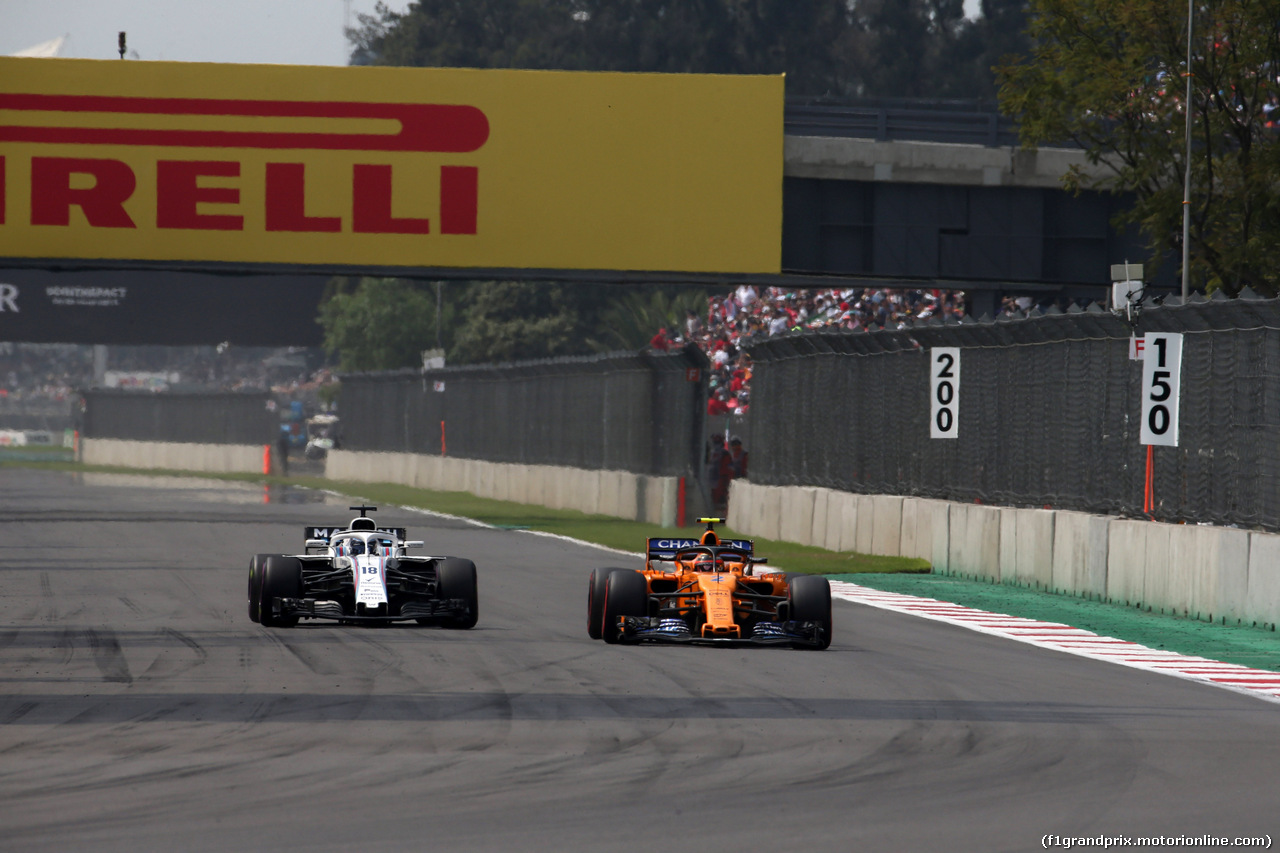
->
xmin=650 ymin=285 xmax=970 ymax=416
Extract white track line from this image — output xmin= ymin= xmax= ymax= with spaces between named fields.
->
xmin=831 ymin=581 xmax=1280 ymax=707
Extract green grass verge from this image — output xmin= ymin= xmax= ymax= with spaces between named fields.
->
xmin=0 ymin=458 xmax=930 ymax=575
xmin=839 ymin=572 xmax=1280 ymax=673
xmin=0 ymin=446 xmax=74 ymax=461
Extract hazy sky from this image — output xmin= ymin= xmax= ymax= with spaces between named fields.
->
xmin=4 ymin=0 xmax=984 ymax=67
xmin=1 ymin=0 xmax=410 ymax=66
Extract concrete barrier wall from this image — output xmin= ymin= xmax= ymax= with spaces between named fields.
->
xmin=81 ymin=437 xmax=266 ymax=474
xmin=1050 ymin=511 xmax=1108 ymax=599
xmin=728 ymin=481 xmax=1280 ymax=628
xmin=328 ymin=449 xmax=677 ymax=525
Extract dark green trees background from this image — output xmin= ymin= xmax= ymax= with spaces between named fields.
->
xmin=348 ymin=0 xmax=1031 ymax=100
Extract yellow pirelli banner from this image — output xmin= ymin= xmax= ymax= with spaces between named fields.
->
xmin=0 ymin=57 xmax=783 ymax=275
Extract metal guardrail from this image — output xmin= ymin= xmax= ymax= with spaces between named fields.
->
xmin=784 ymin=98 xmax=1023 ymax=148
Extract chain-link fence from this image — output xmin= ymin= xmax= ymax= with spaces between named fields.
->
xmin=743 ymin=294 xmax=1280 ymax=530
xmin=80 ymin=390 xmax=277 ymax=445
xmin=340 ymin=346 xmax=708 ymax=477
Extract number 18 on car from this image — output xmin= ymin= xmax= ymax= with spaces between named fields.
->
xmin=1140 ymin=333 xmax=1183 ymax=447
xmin=930 ymin=347 xmax=960 ymax=439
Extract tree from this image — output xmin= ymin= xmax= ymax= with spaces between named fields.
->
xmin=348 ymin=0 xmax=853 ymax=95
xmin=319 ymin=277 xmax=450 ymax=371
xmin=449 ymin=281 xmax=607 ymax=363
xmin=998 ymin=0 xmax=1280 ymax=295
xmin=585 ymin=287 xmax=709 ymax=351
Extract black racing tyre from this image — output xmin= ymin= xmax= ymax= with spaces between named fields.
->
xmin=247 ymin=553 xmax=277 ymax=624
xmin=260 ymin=556 xmax=303 ymax=628
xmin=602 ymin=569 xmax=648 ymax=645
xmin=587 ymin=568 xmax=621 ymax=640
xmin=787 ymin=574 xmax=832 ymax=650
xmin=435 ymin=557 xmax=479 ymax=629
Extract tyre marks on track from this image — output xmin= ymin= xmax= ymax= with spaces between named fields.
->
xmin=831 ymin=581 xmax=1280 ymax=706
xmin=85 ymin=629 xmax=133 ymax=684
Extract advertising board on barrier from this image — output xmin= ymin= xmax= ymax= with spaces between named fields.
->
xmin=0 ymin=58 xmax=784 ymax=275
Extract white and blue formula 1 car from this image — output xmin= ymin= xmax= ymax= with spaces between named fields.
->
xmin=246 ymin=505 xmax=478 ymax=628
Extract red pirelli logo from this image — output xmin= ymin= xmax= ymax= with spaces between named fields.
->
xmin=0 ymin=94 xmax=490 ymax=235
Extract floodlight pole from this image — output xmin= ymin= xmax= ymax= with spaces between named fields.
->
xmin=1181 ymin=0 xmax=1193 ymax=302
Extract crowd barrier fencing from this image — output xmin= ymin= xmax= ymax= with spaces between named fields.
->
xmin=337 ymin=346 xmax=708 ymax=480
xmin=741 ymin=292 xmax=1280 ymax=532
xmin=80 ymin=389 xmax=276 ymax=446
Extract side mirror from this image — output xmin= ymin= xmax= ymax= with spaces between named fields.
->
xmin=404 ymin=540 xmax=424 ymax=549
xmin=305 ymin=539 xmax=328 ymax=552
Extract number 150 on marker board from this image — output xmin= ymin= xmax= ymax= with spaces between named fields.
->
xmin=1140 ymin=333 xmax=1182 ymax=447
xmin=931 ymin=347 xmax=960 ymax=439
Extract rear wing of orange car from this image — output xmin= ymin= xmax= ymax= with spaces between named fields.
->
xmin=646 ymin=537 xmax=753 ymax=561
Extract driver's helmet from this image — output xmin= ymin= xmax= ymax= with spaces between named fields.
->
xmin=692 ymin=552 xmax=717 ymax=572
xmin=347 ymin=538 xmax=365 ymax=556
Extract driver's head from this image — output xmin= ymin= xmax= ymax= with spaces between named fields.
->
xmin=692 ymin=553 xmax=715 ymax=572
xmin=349 ymin=538 xmax=365 ymax=556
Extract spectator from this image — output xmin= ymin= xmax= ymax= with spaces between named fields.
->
xmin=727 ymin=436 xmax=748 ymax=479
xmin=685 ymin=309 xmax=703 ymax=339
xmin=648 ymin=326 xmax=674 ymax=351
xmin=705 ymin=434 xmax=726 ymax=488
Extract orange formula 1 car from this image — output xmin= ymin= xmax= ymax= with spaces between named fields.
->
xmin=587 ymin=518 xmax=832 ymax=649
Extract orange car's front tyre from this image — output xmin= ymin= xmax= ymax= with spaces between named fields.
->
xmin=601 ymin=570 xmax=648 ymax=645
xmin=787 ymin=574 xmax=832 ymax=650
xmin=587 ymin=568 xmax=618 ymax=640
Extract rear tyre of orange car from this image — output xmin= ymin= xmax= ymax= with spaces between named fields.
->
xmin=602 ymin=569 xmax=648 ymax=645
xmin=260 ymin=556 xmax=303 ymax=628
xmin=587 ymin=568 xmax=620 ymax=639
xmin=787 ymin=574 xmax=832 ymax=650
xmin=247 ymin=553 xmax=276 ymax=623
xmin=436 ymin=557 xmax=479 ymax=629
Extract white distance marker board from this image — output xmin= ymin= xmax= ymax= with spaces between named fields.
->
xmin=930 ymin=347 xmax=960 ymax=439
xmin=1140 ymin=333 xmax=1182 ymax=446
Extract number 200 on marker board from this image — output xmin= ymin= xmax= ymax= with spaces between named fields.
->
xmin=930 ymin=348 xmax=960 ymax=439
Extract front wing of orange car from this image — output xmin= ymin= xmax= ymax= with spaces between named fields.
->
xmin=612 ymin=616 xmax=827 ymax=647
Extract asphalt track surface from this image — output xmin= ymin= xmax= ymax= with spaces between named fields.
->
xmin=3 ymin=468 xmax=1279 ymax=852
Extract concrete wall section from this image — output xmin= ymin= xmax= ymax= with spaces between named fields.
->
xmin=946 ymin=503 xmax=1001 ymax=581
xmin=869 ymin=496 xmax=904 ymax=557
xmin=1106 ymin=520 xmax=1148 ymax=607
xmin=1245 ymin=532 xmax=1280 ymax=630
xmin=1014 ymin=509 xmax=1055 ymax=589
xmin=1212 ymin=527 xmax=1250 ymax=624
xmin=853 ymin=495 xmax=876 ymax=555
xmin=780 ymin=488 xmax=818 ymax=547
xmin=727 ymin=479 xmax=754 ymax=532
xmin=823 ymin=489 xmax=849 ymax=552
xmin=1051 ymin=511 xmax=1108 ymax=598
xmin=327 ymin=450 xmax=677 ymax=525
xmin=725 ymin=482 xmax=1269 ymax=627
xmin=82 ymin=437 xmax=266 ymax=474
xmin=809 ymin=488 xmax=830 ymax=551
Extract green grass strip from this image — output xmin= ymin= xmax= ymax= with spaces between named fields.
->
xmin=838 ymin=572 xmax=1280 ymax=674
